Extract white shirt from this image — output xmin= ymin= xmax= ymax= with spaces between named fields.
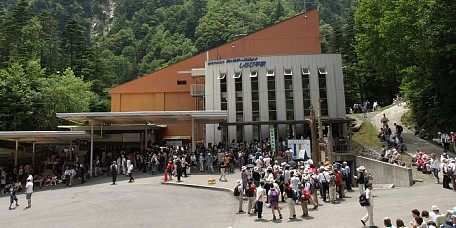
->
xmin=127 ymin=164 xmax=133 ymax=174
xmin=290 ymin=176 xmax=300 ymax=191
xmin=284 ymin=170 xmax=291 ymax=183
xmin=430 ymin=158 xmax=440 ymax=169
xmin=256 ymin=186 xmax=265 ymax=202
xmin=265 ymin=172 xmax=274 ymax=184
xmin=263 ymin=157 xmax=271 ymax=167
xmin=365 ymin=188 xmax=373 ymax=206
xmin=26 ymin=181 xmax=33 ymax=193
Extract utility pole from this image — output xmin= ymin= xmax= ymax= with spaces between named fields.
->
xmin=317 ymin=96 xmax=325 ymax=163
xmin=309 ymin=105 xmax=319 ymax=162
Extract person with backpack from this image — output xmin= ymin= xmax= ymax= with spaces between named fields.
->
xmin=394 ymin=123 xmax=404 ymax=140
xmin=283 ymin=182 xmax=296 ymax=220
xmin=355 ymin=166 xmax=366 ymax=195
xmin=360 ymin=183 xmax=375 ymax=227
xmin=255 ymin=181 xmax=266 ymax=219
xmin=298 ymin=183 xmax=310 ymax=217
xmin=303 ymin=175 xmax=318 ymax=209
xmin=246 ymin=181 xmax=256 ymax=214
xmin=309 ymin=173 xmax=320 ymax=206
xmin=268 ymin=187 xmax=282 ymax=220
xmin=110 ymin=161 xmax=118 ymax=185
xmin=328 ymin=171 xmax=337 ymax=203
xmin=235 ymin=180 xmax=244 ymax=213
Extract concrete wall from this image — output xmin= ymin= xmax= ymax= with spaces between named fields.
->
xmin=355 ymin=156 xmax=413 ymax=187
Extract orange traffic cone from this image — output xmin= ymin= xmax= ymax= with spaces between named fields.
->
xmin=164 ymin=171 xmax=168 ymax=182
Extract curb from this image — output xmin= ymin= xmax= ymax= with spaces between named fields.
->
xmin=161 ymin=180 xmax=233 ymax=193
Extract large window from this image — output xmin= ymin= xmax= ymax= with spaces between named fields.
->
xmin=220 ymin=73 xmax=227 ymax=111
xmin=284 ymin=69 xmax=294 ymax=120
xmin=251 ymin=76 xmax=260 ymax=121
xmin=267 ymin=72 xmax=276 ymax=120
xmin=302 ymin=68 xmax=311 ymax=116
xmin=235 ymin=73 xmax=242 ymax=91
xmin=318 ymin=68 xmax=328 ymax=116
xmin=236 ymin=96 xmax=243 ymax=122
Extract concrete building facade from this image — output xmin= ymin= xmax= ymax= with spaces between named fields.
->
xmin=205 ymin=54 xmax=347 ymax=145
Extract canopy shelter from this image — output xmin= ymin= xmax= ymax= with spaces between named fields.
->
xmin=0 ymin=131 xmax=97 ymax=167
xmin=56 ymin=111 xmax=227 ymax=175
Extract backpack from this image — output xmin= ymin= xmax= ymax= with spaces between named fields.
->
xmin=447 ymin=166 xmax=454 ymax=176
xmin=397 ymin=125 xmax=403 ymax=133
xmin=248 ymin=185 xmax=255 ymax=197
xmin=329 ymin=175 xmax=337 ymax=186
xmin=270 ymin=189 xmax=279 ymax=201
xmin=301 ymin=189 xmax=311 ymax=200
xmin=111 ymin=164 xmax=117 ymax=174
xmin=359 ymin=193 xmax=369 ymax=207
xmin=234 ymin=186 xmax=240 ymax=197
xmin=341 ymin=170 xmax=348 ymax=180
xmin=292 ymin=189 xmax=298 ymax=201
xmin=311 ymin=177 xmax=320 ymax=190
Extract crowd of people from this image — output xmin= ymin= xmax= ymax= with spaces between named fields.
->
xmin=232 ymin=155 xmax=358 ymax=221
xmin=382 ymin=206 xmax=456 ymax=228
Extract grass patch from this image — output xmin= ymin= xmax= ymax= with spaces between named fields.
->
xmin=353 ymin=120 xmax=415 ymax=167
xmin=401 ymin=110 xmax=416 ymax=130
xmin=352 ymin=120 xmax=383 ymax=151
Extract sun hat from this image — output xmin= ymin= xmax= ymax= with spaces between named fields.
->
xmin=237 ymin=180 xmax=242 ymax=184
xmin=431 ymin=205 xmax=439 ymax=211
xmin=357 ymin=166 xmax=366 ymax=171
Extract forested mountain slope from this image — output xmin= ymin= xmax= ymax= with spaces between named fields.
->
xmin=0 ymin=0 xmax=454 ymax=132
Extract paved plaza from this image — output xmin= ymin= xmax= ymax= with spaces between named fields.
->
xmin=1 ymin=104 xmax=454 ymax=227
xmin=0 ymin=171 xmax=454 ymax=228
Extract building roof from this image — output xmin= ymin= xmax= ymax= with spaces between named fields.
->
xmin=108 ymin=9 xmax=321 ymax=94
xmin=0 ymin=131 xmax=96 ymax=143
xmin=56 ymin=111 xmax=227 ymax=125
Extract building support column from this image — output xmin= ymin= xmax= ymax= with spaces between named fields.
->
xmin=192 ymin=118 xmax=195 ymax=153
xmin=32 ymin=142 xmax=36 ymax=168
xmin=15 ymin=139 xmax=18 ymax=167
xmin=90 ymin=120 xmax=94 ymax=176
xmin=145 ymin=128 xmax=148 ymax=151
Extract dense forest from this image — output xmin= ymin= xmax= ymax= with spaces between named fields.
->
xmin=0 ymin=0 xmax=454 ymax=132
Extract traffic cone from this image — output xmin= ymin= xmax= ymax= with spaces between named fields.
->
xmin=164 ymin=171 xmax=168 ymax=182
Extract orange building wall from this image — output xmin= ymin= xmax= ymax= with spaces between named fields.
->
xmin=108 ymin=10 xmax=321 ymax=139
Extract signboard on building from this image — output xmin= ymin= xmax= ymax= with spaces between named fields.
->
xmin=287 ymin=139 xmax=311 ymax=159
xmin=270 ymin=128 xmax=275 ymax=152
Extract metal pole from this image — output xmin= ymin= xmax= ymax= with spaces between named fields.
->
xmin=32 ymin=142 xmax=36 ymax=167
xmin=90 ymin=121 xmax=94 ymax=176
xmin=145 ymin=128 xmax=148 ymax=151
xmin=317 ymin=96 xmax=325 ymax=163
xmin=192 ymin=118 xmax=195 ymax=153
xmin=15 ymin=140 xmax=18 ymax=167
xmin=309 ymin=106 xmax=319 ymax=162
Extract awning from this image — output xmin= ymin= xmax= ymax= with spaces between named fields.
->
xmin=0 ymin=131 xmax=98 ymax=143
xmin=56 ymin=111 xmax=227 ymax=125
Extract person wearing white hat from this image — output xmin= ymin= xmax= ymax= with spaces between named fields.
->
xmin=360 ymin=183 xmax=374 ymax=227
xmin=252 ymin=166 xmax=261 ymax=187
xmin=241 ymin=166 xmax=248 ymax=194
xmin=236 ymin=180 xmax=244 ymax=213
xmin=429 ymin=205 xmax=442 ymax=224
xmin=355 ymin=166 xmax=366 ymax=195
xmin=303 ymin=175 xmax=318 ymax=209
xmin=449 ymin=159 xmax=456 ymax=190
xmin=441 ymin=158 xmax=451 ymax=189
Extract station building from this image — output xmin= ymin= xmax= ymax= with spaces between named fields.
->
xmin=105 ymin=8 xmax=352 ymax=160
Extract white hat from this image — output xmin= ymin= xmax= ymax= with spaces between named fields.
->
xmin=303 ymin=176 xmax=309 ymax=181
xmin=294 ymin=172 xmax=301 ymax=176
xmin=237 ymin=180 xmax=242 ymax=184
xmin=254 ymin=166 xmax=259 ymax=171
xmin=431 ymin=205 xmax=439 ymax=211
xmin=242 ymin=166 xmax=246 ymax=171
xmin=357 ymin=166 xmax=366 ymax=171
